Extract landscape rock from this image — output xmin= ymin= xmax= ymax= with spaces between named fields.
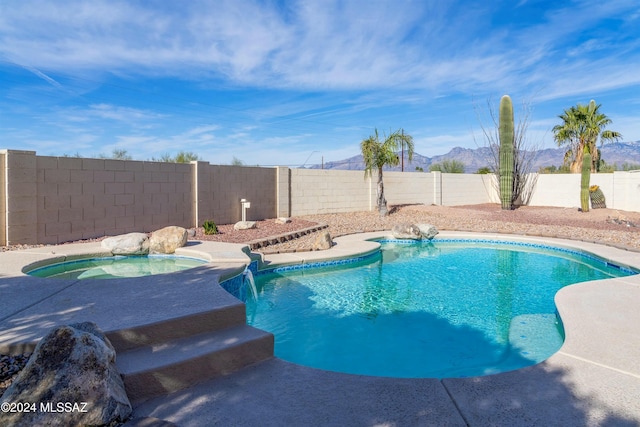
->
xmin=312 ymin=231 xmax=333 ymax=250
xmin=101 ymin=232 xmax=150 ymax=255
xmin=149 ymin=226 xmax=188 ymax=254
xmin=0 ymin=322 xmax=131 ymax=427
xmin=275 ymin=217 xmax=291 ymax=224
xmin=391 ymin=223 xmax=422 ymax=240
xmin=234 ymin=221 xmax=257 ymax=230
xmin=416 ymin=223 xmax=439 ymax=240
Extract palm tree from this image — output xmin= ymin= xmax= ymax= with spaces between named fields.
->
xmin=552 ymin=100 xmax=622 ymax=173
xmin=360 ymin=128 xmax=414 ymax=216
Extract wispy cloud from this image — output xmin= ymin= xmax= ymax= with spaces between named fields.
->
xmin=1 ymin=0 xmax=638 ymax=162
xmin=2 ymin=0 xmax=638 ymax=95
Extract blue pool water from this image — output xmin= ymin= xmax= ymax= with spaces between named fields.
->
xmin=246 ymin=240 xmax=636 ymax=378
xmin=27 ymin=255 xmax=206 ymax=279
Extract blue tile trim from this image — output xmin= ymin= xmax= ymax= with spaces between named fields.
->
xmin=254 ymin=250 xmax=381 ymax=276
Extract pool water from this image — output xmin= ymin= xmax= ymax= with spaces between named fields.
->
xmin=27 ymin=255 xmax=207 ymax=279
xmin=247 ymin=241 xmax=635 ymax=378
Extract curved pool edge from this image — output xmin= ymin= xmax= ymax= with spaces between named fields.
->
xmin=258 ymin=230 xmax=640 ymax=379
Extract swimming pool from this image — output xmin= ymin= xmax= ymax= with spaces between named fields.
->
xmin=27 ymin=255 xmax=207 ymax=279
xmin=246 ymin=240 xmax=636 ymax=378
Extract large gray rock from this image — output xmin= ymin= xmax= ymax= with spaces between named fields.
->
xmin=416 ymin=223 xmax=439 ymax=240
xmin=391 ymin=223 xmax=422 ymax=240
xmin=149 ymin=226 xmax=188 ymax=254
xmin=101 ymin=232 xmax=150 ymax=255
xmin=312 ymin=231 xmax=333 ymax=250
xmin=0 ymin=322 xmax=131 ymax=427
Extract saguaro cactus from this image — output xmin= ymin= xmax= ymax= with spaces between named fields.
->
xmin=499 ymin=95 xmax=515 ymax=210
xmin=580 ymin=150 xmax=591 ymax=212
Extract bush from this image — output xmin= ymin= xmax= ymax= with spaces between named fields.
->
xmin=429 ymin=160 xmax=465 ymax=173
xmin=203 ymin=220 xmax=218 ymax=235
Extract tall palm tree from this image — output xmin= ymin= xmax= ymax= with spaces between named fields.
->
xmin=360 ymin=128 xmax=414 ymax=216
xmin=552 ymin=100 xmax=622 ymax=172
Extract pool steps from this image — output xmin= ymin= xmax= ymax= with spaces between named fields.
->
xmin=117 ymin=322 xmax=273 ymax=406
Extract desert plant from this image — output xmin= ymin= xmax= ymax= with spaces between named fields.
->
xmin=231 ymin=156 xmax=245 ymax=166
xmin=361 ymin=128 xmax=414 ymax=216
xmin=499 ymin=95 xmax=515 ymax=210
xmin=580 ymin=150 xmax=591 ymax=212
xmin=429 ymin=160 xmax=465 ymax=173
xmin=474 ymin=96 xmax=539 ymax=207
xmin=203 ymin=220 xmax=218 ymax=235
xmin=589 ymin=184 xmax=606 ymax=208
xmin=100 ymin=149 xmax=132 ymax=160
xmin=553 ymin=100 xmax=622 ymax=173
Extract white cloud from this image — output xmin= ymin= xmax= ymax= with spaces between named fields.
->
xmin=2 ymin=0 xmax=638 ymax=98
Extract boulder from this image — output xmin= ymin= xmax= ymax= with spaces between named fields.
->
xmin=312 ymin=231 xmax=333 ymax=250
xmin=149 ymin=226 xmax=188 ymax=254
xmin=234 ymin=221 xmax=257 ymax=230
xmin=101 ymin=232 xmax=150 ymax=255
xmin=416 ymin=223 xmax=439 ymax=240
xmin=391 ymin=223 xmax=422 ymax=240
xmin=275 ymin=217 xmax=291 ymax=224
xmin=0 ymin=322 xmax=131 ymax=427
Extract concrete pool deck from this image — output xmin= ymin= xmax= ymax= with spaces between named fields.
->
xmin=1 ymin=232 xmax=639 ymax=426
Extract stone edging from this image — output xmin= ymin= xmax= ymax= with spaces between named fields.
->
xmin=246 ymin=223 xmax=329 ymax=250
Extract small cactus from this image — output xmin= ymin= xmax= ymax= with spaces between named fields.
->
xmin=499 ymin=95 xmax=515 ymax=210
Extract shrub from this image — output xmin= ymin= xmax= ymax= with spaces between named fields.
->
xmin=203 ymin=220 xmax=218 ymax=235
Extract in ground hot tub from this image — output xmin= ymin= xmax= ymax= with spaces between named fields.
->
xmin=26 ymin=255 xmax=207 ymax=280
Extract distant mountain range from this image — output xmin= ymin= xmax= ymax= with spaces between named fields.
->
xmin=309 ymin=141 xmax=640 ymax=173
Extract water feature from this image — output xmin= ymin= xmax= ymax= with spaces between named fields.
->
xmin=246 ymin=240 xmax=636 ymax=378
xmin=27 ymin=255 xmax=207 ymax=279
xmin=243 ymin=268 xmax=258 ymax=300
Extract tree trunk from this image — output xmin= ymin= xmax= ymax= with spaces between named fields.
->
xmin=377 ymin=167 xmax=388 ymax=216
xmin=570 ymin=146 xmax=584 ymax=173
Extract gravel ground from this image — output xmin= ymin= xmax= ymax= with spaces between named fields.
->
xmin=257 ymin=204 xmax=640 ymax=253
xmin=2 ymin=203 xmax=639 ymax=396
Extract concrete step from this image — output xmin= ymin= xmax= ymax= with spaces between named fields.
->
xmin=117 ymin=324 xmax=274 ymax=405
xmin=107 ymin=301 xmax=247 ymax=353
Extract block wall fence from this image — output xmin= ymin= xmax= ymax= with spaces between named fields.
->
xmin=1 ymin=149 xmax=639 ymax=245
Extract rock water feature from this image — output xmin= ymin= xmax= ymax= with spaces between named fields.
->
xmin=101 ymin=226 xmax=188 ymax=255
xmin=391 ymin=223 xmax=439 ymax=240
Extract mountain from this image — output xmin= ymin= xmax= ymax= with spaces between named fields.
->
xmin=310 ymin=141 xmax=640 ymax=173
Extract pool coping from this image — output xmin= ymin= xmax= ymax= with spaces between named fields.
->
xmin=141 ymin=231 xmax=640 ymax=426
xmin=1 ymin=232 xmax=639 ymax=425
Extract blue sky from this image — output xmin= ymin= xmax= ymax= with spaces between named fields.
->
xmin=1 ymin=0 xmax=639 ymax=167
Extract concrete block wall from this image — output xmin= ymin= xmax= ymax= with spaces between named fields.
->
xmin=34 ymin=155 xmax=193 ymax=244
xmin=2 ymin=150 xmax=38 ymax=244
xmin=275 ymin=166 xmax=290 ymax=218
xmin=383 ymin=171 xmax=436 ymax=206
xmin=441 ymin=173 xmax=496 ymax=206
xmin=290 ymin=169 xmax=374 ymax=216
xmin=1 ymin=147 xmax=639 ymax=246
xmin=0 ymin=152 xmax=5 ymax=244
xmin=611 ymin=172 xmax=640 ymax=212
xmin=197 ymin=164 xmax=276 ymax=225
